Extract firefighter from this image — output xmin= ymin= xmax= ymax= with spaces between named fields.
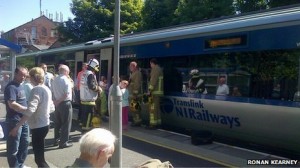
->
xmin=148 ymin=58 xmax=164 ymax=129
xmin=128 ymin=61 xmax=143 ymax=126
xmin=79 ymin=58 xmax=102 ymax=131
xmin=187 ymin=69 xmax=207 ymax=94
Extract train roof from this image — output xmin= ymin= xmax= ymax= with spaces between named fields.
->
xmin=17 ymin=5 xmax=300 ymax=58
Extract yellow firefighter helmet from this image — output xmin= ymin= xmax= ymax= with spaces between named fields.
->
xmin=91 ymin=115 xmax=101 ymax=128
xmin=130 ymin=99 xmax=140 ymax=112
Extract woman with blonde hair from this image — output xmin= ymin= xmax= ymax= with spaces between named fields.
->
xmin=9 ymin=67 xmax=55 ymax=167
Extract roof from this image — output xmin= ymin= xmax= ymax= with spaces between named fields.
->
xmin=32 ymin=44 xmax=50 ymax=50
xmin=4 ymin=15 xmax=56 ymax=33
xmin=21 ymin=44 xmax=50 ymax=53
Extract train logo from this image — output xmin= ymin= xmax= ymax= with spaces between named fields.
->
xmin=160 ymin=98 xmax=174 ymax=114
xmin=161 ymin=97 xmax=241 ymax=128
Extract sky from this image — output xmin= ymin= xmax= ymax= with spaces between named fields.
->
xmin=0 ymin=0 xmax=74 ymax=32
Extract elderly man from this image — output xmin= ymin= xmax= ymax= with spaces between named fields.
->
xmin=216 ymin=76 xmax=229 ymax=96
xmin=51 ymin=64 xmax=73 ymax=148
xmin=69 ymin=128 xmax=116 ymax=168
xmin=128 ymin=61 xmax=143 ymax=126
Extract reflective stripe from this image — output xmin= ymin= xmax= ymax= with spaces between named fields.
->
xmin=81 ymin=101 xmax=96 ymax=105
xmin=152 ymin=76 xmax=164 ymax=95
xmin=150 ymin=113 xmax=157 ymax=125
xmin=150 ymin=103 xmax=155 ymax=110
xmin=152 ymin=91 xmax=163 ymax=94
xmin=158 ymin=76 xmax=163 ymax=92
xmin=86 ymin=113 xmax=91 ymax=128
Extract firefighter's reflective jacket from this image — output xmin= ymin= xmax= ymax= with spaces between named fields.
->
xmin=80 ymin=70 xmax=98 ymax=105
xmin=148 ymin=65 xmax=163 ymax=95
xmin=128 ymin=69 xmax=143 ymax=96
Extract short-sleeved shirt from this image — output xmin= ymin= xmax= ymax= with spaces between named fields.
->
xmin=44 ymin=72 xmax=54 ymax=88
xmin=216 ymin=84 xmax=229 ymax=96
xmin=4 ymin=80 xmax=27 ymax=121
xmin=52 ymin=74 xmax=73 ymax=101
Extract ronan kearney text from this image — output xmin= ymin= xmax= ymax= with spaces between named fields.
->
xmin=247 ymin=159 xmax=298 ymax=165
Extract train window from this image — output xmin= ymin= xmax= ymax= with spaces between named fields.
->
xmin=165 ymin=49 xmax=299 ymax=101
xmin=100 ymin=60 xmax=108 ymax=79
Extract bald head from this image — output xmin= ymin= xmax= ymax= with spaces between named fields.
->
xmin=129 ymin=61 xmax=138 ymax=72
xmin=59 ymin=64 xmax=70 ymax=75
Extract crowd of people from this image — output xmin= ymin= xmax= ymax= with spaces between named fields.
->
xmin=3 ymin=57 xmax=165 ymax=167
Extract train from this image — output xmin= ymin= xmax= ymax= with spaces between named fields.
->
xmin=17 ymin=5 xmax=300 ymax=157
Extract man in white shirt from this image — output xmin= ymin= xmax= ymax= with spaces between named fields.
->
xmin=51 ymin=64 xmax=73 ymax=148
xmin=216 ymin=76 xmax=229 ymax=96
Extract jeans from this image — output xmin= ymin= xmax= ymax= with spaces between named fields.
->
xmin=6 ymin=119 xmax=29 ymax=168
xmin=31 ymin=126 xmax=49 ymax=168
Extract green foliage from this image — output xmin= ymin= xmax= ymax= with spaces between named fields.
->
xmin=17 ymin=57 xmax=35 ymax=69
xmin=141 ymin=0 xmax=179 ymax=30
xmin=57 ymin=0 xmax=300 ymax=42
xmin=175 ymin=0 xmax=234 ymax=24
xmin=268 ymin=0 xmax=300 ymax=8
xmin=120 ymin=0 xmax=143 ymax=34
xmin=58 ymin=0 xmax=143 ymax=43
xmin=234 ymin=0 xmax=268 ymax=13
xmin=235 ymin=51 xmax=299 ymax=80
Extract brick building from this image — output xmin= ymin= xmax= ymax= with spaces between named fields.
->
xmin=1 ymin=15 xmax=60 ymax=52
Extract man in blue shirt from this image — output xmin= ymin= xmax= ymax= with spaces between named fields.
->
xmin=4 ymin=66 xmax=29 ymax=168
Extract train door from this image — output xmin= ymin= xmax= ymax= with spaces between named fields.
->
xmin=100 ymin=48 xmax=113 ymax=86
xmin=75 ymin=51 xmax=84 ymax=79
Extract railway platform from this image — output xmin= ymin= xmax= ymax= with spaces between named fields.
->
xmin=124 ymin=125 xmax=295 ymax=167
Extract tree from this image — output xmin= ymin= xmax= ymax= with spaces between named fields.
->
xmin=121 ymin=0 xmax=143 ymax=34
xmin=141 ymin=0 xmax=180 ymax=30
xmin=57 ymin=0 xmax=143 ymax=43
xmin=175 ymin=0 xmax=234 ymax=24
xmin=234 ymin=0 xmax=268 ymax=14
xmin=268 ymin=0 xmax=300 ymax=8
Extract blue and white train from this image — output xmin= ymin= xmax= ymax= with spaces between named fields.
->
xmin=18 ymin=5 xmax=300 ymax=157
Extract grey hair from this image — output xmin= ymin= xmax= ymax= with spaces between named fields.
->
xmin=79 ymin=128 xmax=116 ymax=156
xmin=58 ymin=64 xmax=69 ymax=75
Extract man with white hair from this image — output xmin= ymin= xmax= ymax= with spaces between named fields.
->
xmin=216 ymin=76 xmax=229 ymax=96
xmin=51 ymin=64 xmax=73 ymax=148
xmin=128 ymin=61 xmax=143 ymax=126
xmin=69 ymin=128 xmax=116 ymax=168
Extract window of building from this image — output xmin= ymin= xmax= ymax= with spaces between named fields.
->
xmin=31 ymin=27 xmax=37 ymax=39
xmin=42 ymin=27 xmax=47 ymax=36
xmin=51 ymin=29 xmax=57 ymax=37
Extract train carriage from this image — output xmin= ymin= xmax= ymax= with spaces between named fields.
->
xmin=17 ymin=5 xmax=300 ymax=157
